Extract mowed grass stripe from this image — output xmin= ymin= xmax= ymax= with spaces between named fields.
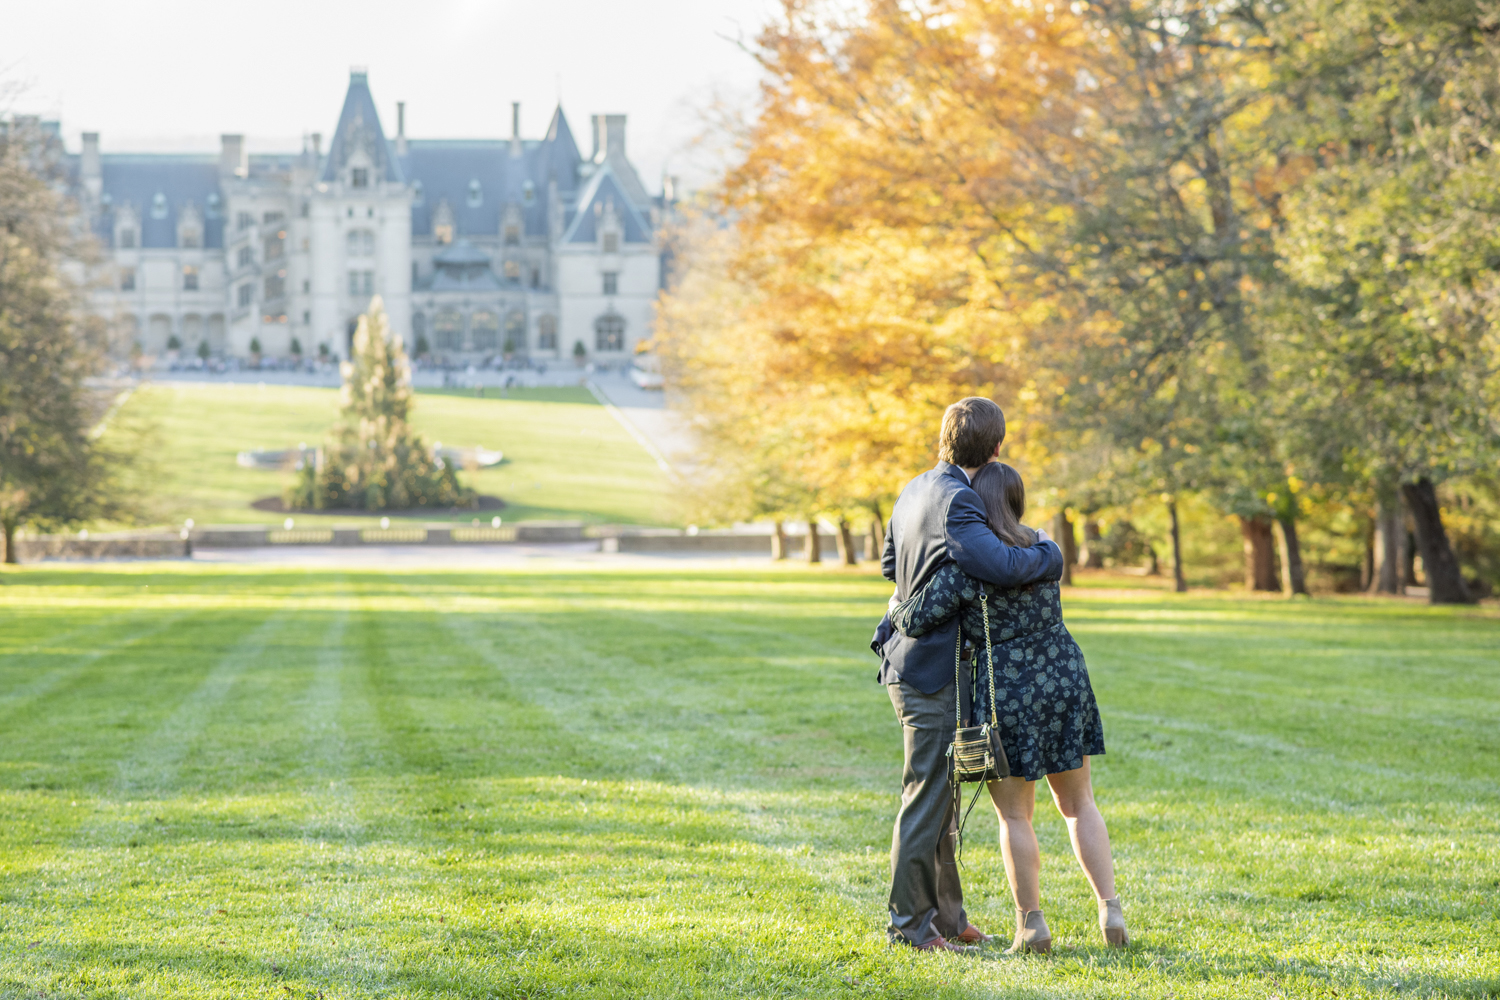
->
xmin=0 ymin=565 xmax=1496 ymax=999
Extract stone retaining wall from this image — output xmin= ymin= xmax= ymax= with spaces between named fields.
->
xmin=10 ymin=523 xmax=872 ymax=560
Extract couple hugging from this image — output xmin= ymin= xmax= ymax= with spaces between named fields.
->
xmin=871 ymin=397 xmax=1127 ymax=955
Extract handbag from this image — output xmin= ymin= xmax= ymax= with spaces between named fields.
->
xmin=948 ymin=589 xmax=1010 ymax=783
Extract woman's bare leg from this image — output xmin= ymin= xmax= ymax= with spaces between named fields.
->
xmin=988 ymin=776 xmax=1040 ymax=910
xmin=1043 ymin=757 xmax=1117 ymax=900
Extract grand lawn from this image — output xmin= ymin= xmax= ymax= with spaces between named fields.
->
xmin=121 ymin=382 xmax=672 ymax=528
xmin=0 ymin=563 xmax=1496 ymax=998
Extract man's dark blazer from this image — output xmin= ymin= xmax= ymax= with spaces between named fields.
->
xmin=875 ymin=462 xmax=1063 ymax=693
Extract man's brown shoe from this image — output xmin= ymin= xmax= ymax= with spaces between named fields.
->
xmin=954 ymin=924 xmax=994 ymax=945
xmin=911 ymin=935 xmax=978 ymax=954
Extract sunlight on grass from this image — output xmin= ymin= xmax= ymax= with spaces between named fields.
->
xmin=123 ymin=382 xmax=673 ymax=528
xmin=0 ymin=563 xmax=1496 ymax=998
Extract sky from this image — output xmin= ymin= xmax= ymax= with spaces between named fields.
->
xmin=2 ymin=0 xmax=777 ymax=191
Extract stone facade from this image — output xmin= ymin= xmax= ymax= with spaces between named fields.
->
xmin=66 ymin=70 xmax=670 ymax=363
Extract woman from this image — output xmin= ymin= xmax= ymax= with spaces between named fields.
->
xmin=889 ymin=462 xmax=1127 ymax=954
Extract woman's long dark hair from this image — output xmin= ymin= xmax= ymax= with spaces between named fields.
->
xmin=970 ymin=463 xmax=1037 ymax=547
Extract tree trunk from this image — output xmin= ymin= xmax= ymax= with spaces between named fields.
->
xmin=1401 ymin=479 xmax=1472 ymax=604
xmin=806 ymin=518 xmax=821 ymax=564
xmin=836 ymin=518 xmax=858 ymax=566
xmin=771 ymin=521 xmax=788 ymax=561
xmin=1052 ymin=511 xmax=1074 ymax=586
xmin=1370 ymin=497 xmax=1401 ymax=594
xmin=1240 ymin=516 xmax=1278 ymax=591
xmin=1402 ymin=523 xmax=1418 ymax=588
xmin=1146 ymin=545 xmax=1160 ymax=576
xmin=2 ymin=520 xmax=15 ymax=565
xmin=1168 ymin=501 xmax=1187 ymax=593
xmin=1275 ymin=517 xmax=1308 ymax=596
xmin=868 ymin=517 xmax=883 ymax=563
xmin=1078 ymin=517 xmax=1102 ymax=568
xmin=1360 ymin=516 xmax=1375 ymax=591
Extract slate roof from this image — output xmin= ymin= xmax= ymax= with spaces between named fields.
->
xmin=561 ymin=166 xmax=654 ymax=245
xmin=400 ymin=140 xmax=551 ymax=239
xmin=320 ymin=70 xmax=403 ymax=185
xmin=94 ymin=155 xmax=226 ymax=249
xmin=399 ymin=105 xmax=592 ymax=241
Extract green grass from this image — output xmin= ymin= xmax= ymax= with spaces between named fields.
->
xmin=123 ymin=382 xmax=672 ymax=528
xmin=0 ymin=564 xmax=1497 ymax=999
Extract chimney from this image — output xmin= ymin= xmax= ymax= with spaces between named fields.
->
xmin=592 ymin=114 xmax=626 ymax=163
xmin=395 ymin=101 xmax=407 ymax=156
xmin=510 ymin=102 xmax=522 ymax=158
xmin=81 ymin=132 xmax=102 ymax=199
xmin=219 ymin=134 xmax=246 ymax=178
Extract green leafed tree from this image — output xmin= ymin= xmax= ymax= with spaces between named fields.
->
xmin=1268 ymin=0 xmax=1500 ymax=603
xmin=286 ymin=296 xmax=473 ymax=511
xmin=0 ymin=118 xmax=146 ymax=563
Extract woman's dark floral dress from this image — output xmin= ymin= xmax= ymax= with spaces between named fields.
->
xmin=891 ymin=564 xmax=1105 ymax=781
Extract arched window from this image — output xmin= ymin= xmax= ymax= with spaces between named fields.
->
xmin=346 ymin=229 xmax=375 ymax=256
xmin=467 ymin=179 xmax=483 ymax=207
xmin=536 ymin=315 xmax=557 ymax=351
xmin=505 ymin=311 xmax=526 ymax=352
xmin=595 ymin=313 xmax=625 ymax=352
xmin=434 ymin=309 xmax=463 ymax=351
xmin=470 ymin=310 xmax=499 ymax=352
xmin=151 ymin=192 xmax=168 ymax=220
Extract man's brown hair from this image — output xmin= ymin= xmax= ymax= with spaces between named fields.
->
xmin=938 ymin=397 xmax=1006 ymax=468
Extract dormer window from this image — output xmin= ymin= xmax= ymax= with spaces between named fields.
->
xmin=523 ymin=181 xmax=535 ymax=203
xmin=206 ymin=192 xmax=222 ymax=215
xmin=503 ymin=224 xmax=520 ymax=247
xmin=432 ymin=199 xmax=455 ymax=245
xmin=467 ymin=179 xmax=482 ymax=207
xmin=351 ymin=168 xmax=369 ymax=189
xmin=602 ymin=231 xmax=619 ymax=253
xmin=119 ymin=228 xmax=136 ymax=249
xmin=150 ymin=192 xmax=169 ymax=220
xmin=182 ymin=229 xmax=200 ymax=248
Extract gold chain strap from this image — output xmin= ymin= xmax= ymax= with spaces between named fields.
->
xmin=980 ymin=591 xmax=995 ymax=727
xmin=952 ymin=584 xmax=996 ymax=729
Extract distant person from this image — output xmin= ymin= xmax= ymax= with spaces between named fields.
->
xmin=888 ymin=461 xmax=1127 ymax=954
xmin=872 ymin=397 xmax=1063 ymax=953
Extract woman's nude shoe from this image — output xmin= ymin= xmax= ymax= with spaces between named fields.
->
xmin=1098 ymin=896 xmax=1128 ymax=947
xmin=1006 ymin=909 xmax=1051 ymax=954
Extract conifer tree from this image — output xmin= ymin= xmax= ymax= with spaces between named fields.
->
xmin=287 ymin=297 xmax=472 ymax=511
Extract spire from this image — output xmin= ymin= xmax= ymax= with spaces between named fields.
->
xmin=320 ymin=68 xmax=404 ymax=184
xmin=543 ymin=104 xmax=581 ymax=189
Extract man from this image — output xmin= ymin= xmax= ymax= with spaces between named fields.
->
xmin=874 ymin=397 xmax=1063 ymax=952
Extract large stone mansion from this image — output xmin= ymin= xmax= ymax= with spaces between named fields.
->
xmin=63 ymin=69 xmax=671 ymax=363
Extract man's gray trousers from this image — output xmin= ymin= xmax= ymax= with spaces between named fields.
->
xmin=886 ymin=679 xmax=968 ymax=946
